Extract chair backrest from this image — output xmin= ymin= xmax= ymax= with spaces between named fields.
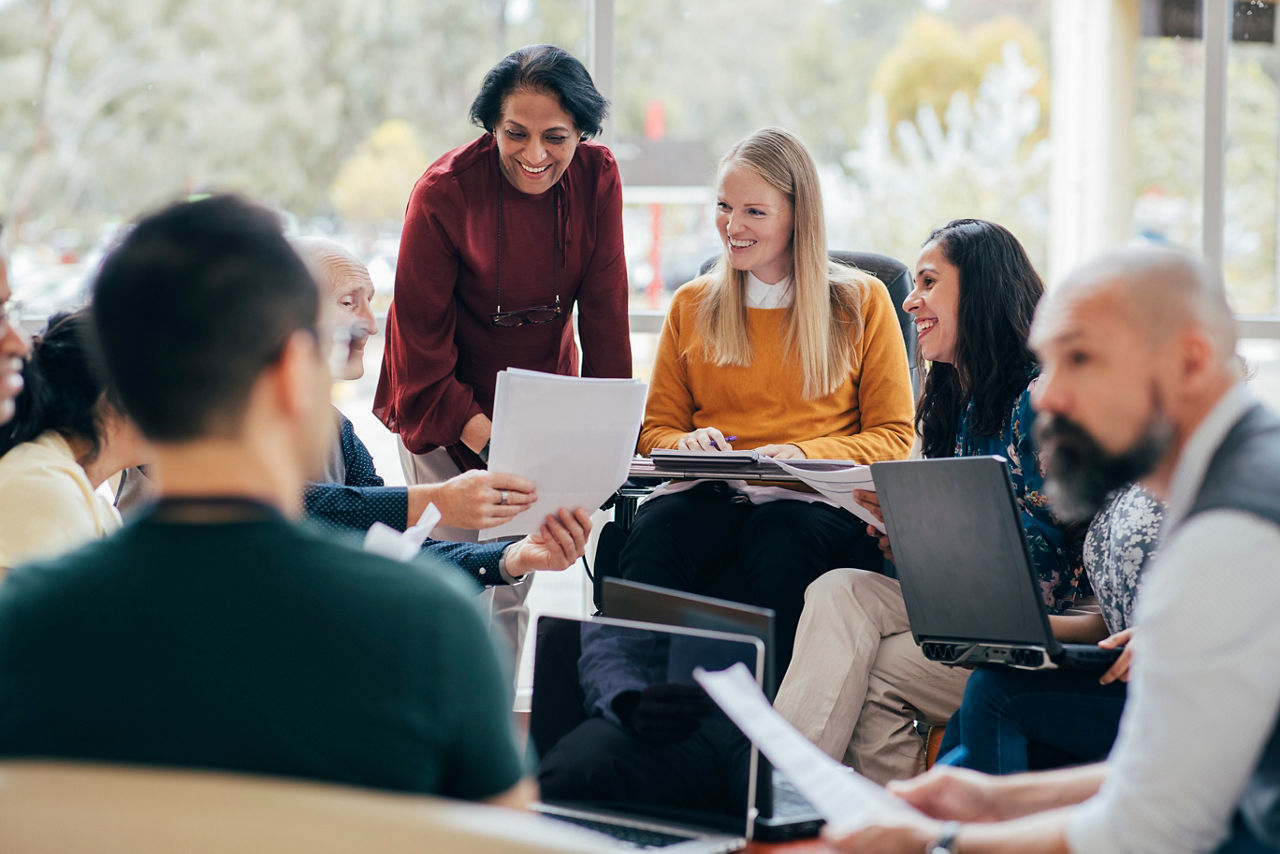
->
xmin=699 ymin=250 xmax=919 ymax=392
xmin=0 ymin=760 xmax=621 ymax=854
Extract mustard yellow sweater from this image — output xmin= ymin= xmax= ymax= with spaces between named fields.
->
xmin=638 ymin=276 xmax=915 ymax=462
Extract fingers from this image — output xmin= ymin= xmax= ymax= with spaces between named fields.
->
xmin=487 ymin=471 xmax=538 ymax=497
xmin=1097 ymin=627 xmax=1134 ymax=649
xmin=853 ymin=489 xmax=884 ymax=521
xmin=676 ymin=427 xmax=731 ymax=451
xmin=1100 ymin=647 xmax=1133 ymax=685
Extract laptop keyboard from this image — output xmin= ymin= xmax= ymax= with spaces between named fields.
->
xmin=547 ymin=813 xmax=693 ymax=848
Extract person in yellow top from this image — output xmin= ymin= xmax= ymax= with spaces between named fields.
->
xmin=621 ymin=127 xmax=915 ymax=672
xmin=0 ymin=309 xmax=150 ymax=573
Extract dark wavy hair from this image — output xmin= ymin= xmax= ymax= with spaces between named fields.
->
xmin=916 ymin=219 xmax=1044 ymax=459
xmin=469 ymin=44 xmax=608 ymax=138
xmin=0 ymin=308 xmax=113 ymax=461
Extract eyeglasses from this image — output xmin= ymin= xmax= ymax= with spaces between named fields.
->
xmin=490 ymin=296 xmax=563 ymax=328
xmin=492 ymin=161 xmax=563 ymax=329
xmin=0 ymin=298 xmax=29 ymax=336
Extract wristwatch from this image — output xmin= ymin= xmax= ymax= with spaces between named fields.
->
xmin=927 ymin=821 xmax=961 ymax=854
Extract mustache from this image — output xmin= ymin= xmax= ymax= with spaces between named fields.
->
xmin=1033 ymin=410 xmax=1168 ymax=523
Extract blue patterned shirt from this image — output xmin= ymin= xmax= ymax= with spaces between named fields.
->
xmin=952 ymin=381 xmax=1081 ymax=612
xmin=304 ymin=410 xmax=511 ymax=587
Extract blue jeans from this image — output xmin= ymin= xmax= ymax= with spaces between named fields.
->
xmin=939 ymin=665 xmax=1128 ymax=774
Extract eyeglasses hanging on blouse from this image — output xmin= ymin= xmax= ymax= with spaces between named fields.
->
xmin=490 ymin=168 xmax=564 ymax=328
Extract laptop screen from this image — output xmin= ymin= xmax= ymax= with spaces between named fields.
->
xmin=530 ymin=615 xmax=762 ymax=837
xmin=601 ymin=578 xmax=777 ymax=697
xmin=871 ymin=456 xmax=1056 ymax=647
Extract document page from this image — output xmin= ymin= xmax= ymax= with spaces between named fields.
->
xmin=694 ymin=663 xmax=918 ymax=834
xmin=484 ymin=369 xmax=647 ymax=540
xmin=770 ymin=460 xmax=885 ymax=533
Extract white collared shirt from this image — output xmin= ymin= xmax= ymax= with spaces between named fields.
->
xmin=744 ymin=272 xmax=793 ymax=310
xmin=1067 ymin=385 xmax=1280 ymax=853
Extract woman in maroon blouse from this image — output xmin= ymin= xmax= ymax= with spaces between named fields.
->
xmin=375 ymin=44 xmax=632 ymax=537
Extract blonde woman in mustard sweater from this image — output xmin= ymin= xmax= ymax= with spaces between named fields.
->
xmin=619 ymin=127 xmax=914 ymax=672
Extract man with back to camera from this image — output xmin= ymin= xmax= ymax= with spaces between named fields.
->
xmin=0 ymin=195 xmax=535 ymax=807
xmin=824 ymin=246 xmax=1280 ymax=853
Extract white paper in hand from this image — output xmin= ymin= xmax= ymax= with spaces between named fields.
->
xmin=363 ymin=503 xmax=442 ymax=562
xmin=693 ymin=663 xmax=918 ymax=834
xmin=483 ymin=369 xmax=647 ymax=540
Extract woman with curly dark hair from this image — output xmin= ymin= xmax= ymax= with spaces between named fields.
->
xmin=773 ymin=219 xmax=1083 ymax=784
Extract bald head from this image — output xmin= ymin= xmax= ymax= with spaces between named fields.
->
xmin=1040 ymin=245 xmax=1237 ymax=361
xmin=288 ymin=236 xmax=377 ymax=381
xmin=289 ymin=236 xmax=371 ymax=295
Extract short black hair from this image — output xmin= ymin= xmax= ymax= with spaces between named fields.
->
xmin=469 ymin=44 xmax=608 ymax=138
xmin=90 ymin=195 xmax=319 ymax=442
xmin=0 ymin=308 xmax=112 ymax=459
xmin=916 ymin=218 xmax=1044 ymax=459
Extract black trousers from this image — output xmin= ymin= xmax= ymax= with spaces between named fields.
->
xmin=618 ymin=482 xmax=881 ymax=674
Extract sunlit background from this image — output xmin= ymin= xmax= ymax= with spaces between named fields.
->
xmin=3 ymin=0 xmax=1279 ymax=689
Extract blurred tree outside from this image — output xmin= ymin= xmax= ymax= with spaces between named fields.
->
xmin=0 ymin=0 xmax=584 ymax=251
xmin=870 ymin=13 xmax=1050 ymax=147
xmin=837 ymin=42 xmax=1051 ymax=273
xmin=1131 ymin=36 xmax=1279 ymax=314
xmin=329 ymin=120 xmax=430 ymax=228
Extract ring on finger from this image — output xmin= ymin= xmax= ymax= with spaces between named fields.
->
xmin=498 ymin=490 xmax=508 ymax=506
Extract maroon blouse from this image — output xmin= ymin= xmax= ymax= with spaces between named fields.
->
xmin=374 ymin=134 xmax=632 ymax=459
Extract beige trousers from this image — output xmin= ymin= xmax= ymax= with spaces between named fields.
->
xmin=396 ymin=440 xmax=531 ymax=656
xmin=773 ymin=569 xmax=970 ymax=784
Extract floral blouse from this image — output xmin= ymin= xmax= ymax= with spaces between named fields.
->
xmin=952 ymin=381 xmax=1082 ymax=613
xmin=1082 ymin=484 xmax=1163 ymax=633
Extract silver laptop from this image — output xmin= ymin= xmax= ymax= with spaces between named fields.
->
xmin=870 ymin=456 xmax=1120 ymax=671
xmin=529 ymin=615 xmax=764 ymax=852
xmin=601 ymin=578 xmax=824 ymax=841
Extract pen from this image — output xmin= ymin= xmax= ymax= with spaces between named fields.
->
xmin=709 ymin=435 xmax=738 ymax=450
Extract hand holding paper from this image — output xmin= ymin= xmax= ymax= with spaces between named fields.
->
xmin=693 ymin=663 xmax=919 ymax=834
xmin=484 ymin=369 xmax=647 ymax=540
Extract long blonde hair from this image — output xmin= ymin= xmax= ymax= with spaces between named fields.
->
xmin=695 ymin=127 xmax=866 ymax=399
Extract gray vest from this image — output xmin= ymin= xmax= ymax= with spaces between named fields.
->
xmin=1182 ymin=403 xmax=1280 ymax=846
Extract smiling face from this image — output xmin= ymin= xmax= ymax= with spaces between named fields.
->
xmin=904 ymin=240 xmax=961 ymax=365
xmin=494 ymin=88 xmax=582 ymax=195
xmin=328 ymin=263 xmax=377 ymax=381
xmin=715 ymin=163 xmax=795 ymax=285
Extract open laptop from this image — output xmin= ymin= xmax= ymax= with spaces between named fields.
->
xmin=529 ymin=614 xmax=763 ymax=852
xmin=601 ymin=579 xmax=824 ymax=842
xmin=870 ymin=456 xmax=1121 ymax=671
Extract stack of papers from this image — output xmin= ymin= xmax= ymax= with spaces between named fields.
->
xmin=484 ymin=369 xmax=648 ymax=540
xmin=770 ymin=460 xmax=885 ymax=533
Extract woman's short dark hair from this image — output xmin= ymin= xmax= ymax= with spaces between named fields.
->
xmin=916 ymin=219 xmax=1044 ymax=459
xmin=0 ymin=308 xmax=112 ymax=460
xmin=469 ymin=44 xmax=608 ymax=138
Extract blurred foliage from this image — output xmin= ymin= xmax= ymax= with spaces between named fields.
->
xmin=870 ymin=13 xmax=1049 ymax=145
xmin=329 ymin=120 xmax=430 ymax=228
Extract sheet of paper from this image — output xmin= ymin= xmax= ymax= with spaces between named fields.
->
xmin=484 ymin=368 xmax=647 ymax=539
xmin=363 ymin=502 xmax=442 ymax=562
xmin=770 ymin=460 xmax=885 ymax=533
xmin=694 ymin=663 xmax=918 ymax=834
